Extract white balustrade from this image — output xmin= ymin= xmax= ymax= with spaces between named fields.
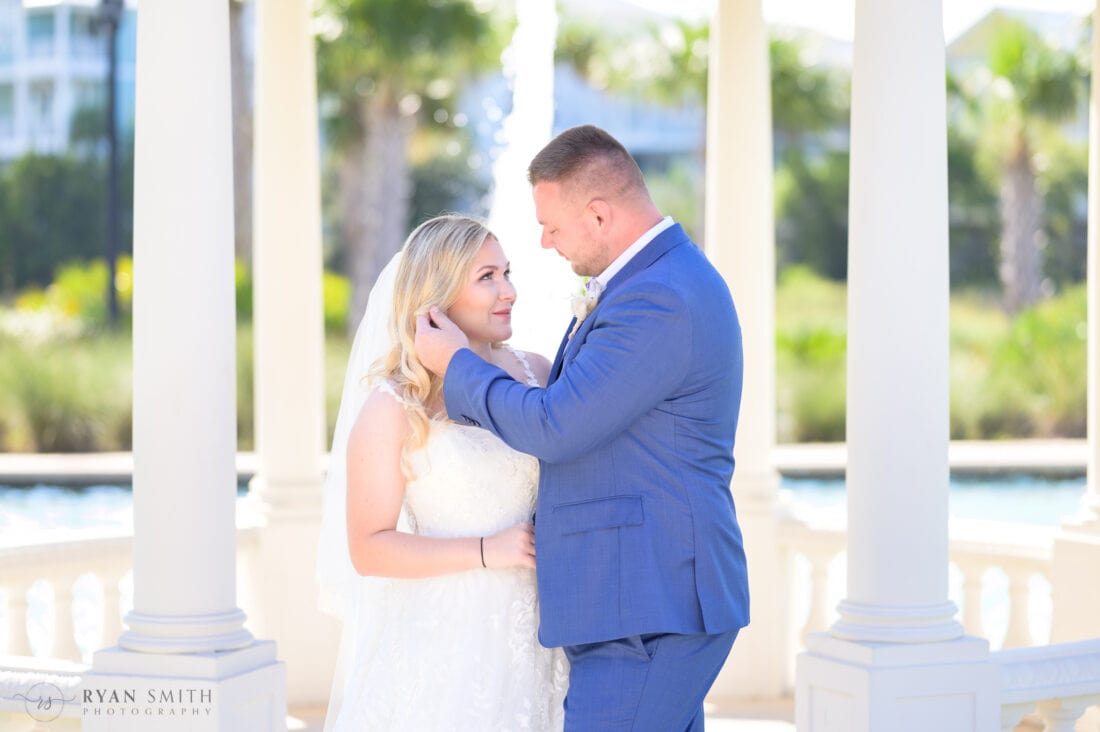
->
xmin=3 ymin=581 xmax=33 ymax=657
xmin=51 ymin=575 xmax=82 ymax=662
xmin=2 ymin=494 xmax=1095 ymax=728
xmin=997 ymin=639 xmax=1100 ymax=731
xmin=1 ymin=532 xmax=131 ymax=664
xmin=780 ymin=513 xmax=1056 ymax=657
xmin=1 ymin=525 xmax=264 ymax=670
xmin=956 ymin=557 xmax=988 ymax=638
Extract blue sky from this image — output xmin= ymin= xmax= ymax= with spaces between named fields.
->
xmin=627 ymin=0 xmax=1093 ymax=42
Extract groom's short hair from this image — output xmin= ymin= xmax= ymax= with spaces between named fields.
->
xmin=528 ymin=125 xmax=648 ymax=200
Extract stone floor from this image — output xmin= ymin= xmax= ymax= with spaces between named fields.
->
xmin=287 ymin=696 xmax=798 ymax=731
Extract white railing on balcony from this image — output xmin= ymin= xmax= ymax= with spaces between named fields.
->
xmin=0 ymin=525 xmax=261 ymax=727
xmin=780 ymin=510 xmax=1057 ymax=650
xmin=1 ymin=530 xmax=132 ymax=664
xmin=996 ymin=639 xmax=1100 ymax=731
xmin=1 ymin=491 xmax=1097 ymax=729
xmin=781 ymin=508 xmax=1100 ymax=730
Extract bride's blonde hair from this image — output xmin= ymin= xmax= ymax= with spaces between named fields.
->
xmin=371 ymin=214 xmax=495 ymax=476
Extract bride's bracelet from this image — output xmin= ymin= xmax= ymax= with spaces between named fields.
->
xmin=479 ymin=537 xmax=486 ymax=568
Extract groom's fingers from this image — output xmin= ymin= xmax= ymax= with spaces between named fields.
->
xmin=428 ymin=306 xmax=457 ymax=332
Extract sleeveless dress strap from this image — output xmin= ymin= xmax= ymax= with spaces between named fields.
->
xmin=503 ymin=345 xmax=540 ymax=387
xmin=376 ymin=380 xmax=413 ymax=407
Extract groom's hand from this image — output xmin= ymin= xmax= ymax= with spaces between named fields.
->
xmin=414 ymin=306 xmax=469 ymax=377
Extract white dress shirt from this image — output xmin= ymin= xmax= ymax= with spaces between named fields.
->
xmin=590 ymin=216 xmax=674 ymax=293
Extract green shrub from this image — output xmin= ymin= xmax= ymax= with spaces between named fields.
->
xmin=13 ymin=256 xmax=134 ymax=328
xmin=323 ymin=271 xmax=351 ymax=334
xmin=234 ymin=260 xmax=253 ymax=321
xmin=776 ymin=267 xmax=848 ymax=442
xmin=0 ymin=331 xmax=131 ymax=451
xmin=988 ymin=285 xmax=1086 ymax=436
xmin=236 ymin=323 xmax=254 ymax=451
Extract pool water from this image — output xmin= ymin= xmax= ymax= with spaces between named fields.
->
xmin=0 ymin=475 xmax=1089 ymax=656
xmin=784 ymin=473 xmax=1089 ymax=526
xmin=0 ymin=475 xmax=1089 ymax=541
xmin=0 ymin=483 xmax=252 ymax=544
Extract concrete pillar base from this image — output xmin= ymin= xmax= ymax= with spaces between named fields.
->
xmin=796 ymin=634 xmax=997 ymax=732
xmin=1050 ymin=529 xmax=1100 ymax=643
xmin=246 ymin=517 xmax=342 ymax=705
xmin=715 ymin=477 xmax=791 ymax=699
xmin=82 ymin=641 xmax=285 ymax=731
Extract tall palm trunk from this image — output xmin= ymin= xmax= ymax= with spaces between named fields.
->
xmin=341 ymin=90 xmax=414 ymax=332
xmin=998 ymin=139 xmax=1044 ymax=314
xmin=229 ymin=0 xmax=253 ymax=266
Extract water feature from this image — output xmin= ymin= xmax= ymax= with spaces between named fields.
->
xmin=485 ymin=0 xmax=580 ymax=358
xmin=0 ymin=474 xmax=1087 ymax=658
xmin=1 ymin=474 xmax=1085 ymax=541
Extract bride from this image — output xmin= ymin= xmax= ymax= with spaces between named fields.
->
xmin=317 ymin=214 xmax=569 ymax=730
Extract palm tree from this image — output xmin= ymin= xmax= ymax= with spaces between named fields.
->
xmin=556 ymin=20 xmax=847 ymax=262
xmin=315 ymin=0 xmax=503 ymax=330
xmin=229 ymin=0 xmax=253 ymax=266
xmin=975 ymin=17 xmax=1085 ymax=313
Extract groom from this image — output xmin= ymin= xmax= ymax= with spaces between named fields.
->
xmin=416 ymin=125 xmax=748 ymax=730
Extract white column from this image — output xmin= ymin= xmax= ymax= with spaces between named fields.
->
xmin=13 ymin=4 xmax=26 ymax=150
xmin=1049 ymin=0 xmax=1100 ymax=645
xmin=84 ymin=1 xmax=285 ymax=727
xmin=54 ymin=4 xmax=70 ymax=150
xmin=247 ymin=0 xmax=341 ymax=705
xmin=835 ymin=0 xmax=958 ymax=645
xmin=1079 ymin=0 xmax=1100 ymax=530
xmin=796 ymin=1 xmax=996 ymax=728
xmin=251 ymin=0 xmax=325 ymax=521
xmin=703 ymin=0 xmax=788 ymax=699
xmin=120 ymin=0 xmax=249 ymax=656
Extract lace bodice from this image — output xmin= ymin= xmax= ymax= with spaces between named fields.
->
xmin=383 ymin=344 xmax=542 ymax=539
xmin=330 ymin=349 xmax=567 ymax=731
xmin=405 ymin=421 xmax=539 ymax=538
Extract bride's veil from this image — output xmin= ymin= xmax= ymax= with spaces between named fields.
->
xmin=316 ymin=250 xmax=409 ymax=730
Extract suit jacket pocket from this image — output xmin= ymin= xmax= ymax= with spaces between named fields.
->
xmin=553 ymin=495 xmax=644 ymax=535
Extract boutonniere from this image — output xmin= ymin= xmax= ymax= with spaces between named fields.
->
xmin=568 ymin=284 xmax=601 ymax=340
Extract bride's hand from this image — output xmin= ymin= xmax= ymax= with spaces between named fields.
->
xmin=482 ymin=521 xmax=536 ymax=570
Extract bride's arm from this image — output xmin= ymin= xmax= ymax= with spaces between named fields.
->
xmin=345 ymin=390 xmax=535 ymax=578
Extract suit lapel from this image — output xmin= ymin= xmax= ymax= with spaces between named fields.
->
xmin=549 ymin=320 xmax=574 ymax=383
xmin=600 ymin=223 xmax=688 ymax=300
xmin=551 ymin=224 xmax=690 ymax=380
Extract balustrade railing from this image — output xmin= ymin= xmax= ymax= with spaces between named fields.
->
xmin=996 ymin=639 xmax=1100 ymax=731
xmin=0 ymin=526 xmax=261 ymax=728
xmin=780 ymin=512 xmax=1056 ymax=650
xmin=1 ymin=492 xmax=1097 ymax=730
xmin=2 ymin=530 xmax=132 ymax=664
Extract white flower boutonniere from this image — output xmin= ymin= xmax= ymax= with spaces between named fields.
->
xmin=568 ymin=281 xmax=603 ymax=340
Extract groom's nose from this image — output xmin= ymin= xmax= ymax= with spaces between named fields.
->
xmin=540 ymin=228 xmax=554 ymax=250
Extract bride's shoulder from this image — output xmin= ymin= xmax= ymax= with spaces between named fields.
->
xmin=350 ymin=382 xmax=411 ymax=446
xmin=500 ymin=346 xmax=551 ymax=386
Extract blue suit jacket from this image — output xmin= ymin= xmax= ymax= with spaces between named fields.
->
xmin=444 ymin=224 xmax=749 ymax=647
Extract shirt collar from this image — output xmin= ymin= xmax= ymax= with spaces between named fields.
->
xmin=593 ymin=216 xmax=674 ymax=291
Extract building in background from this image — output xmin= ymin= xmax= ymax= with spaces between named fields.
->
xmin=0 ymin=0 xmax=135 ymax=161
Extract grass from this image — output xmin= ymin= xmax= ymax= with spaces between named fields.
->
xmin=0 ymin=272 xmax=1088 ymax=450
xmin=0 ymin=324 xmax=352 ymax=453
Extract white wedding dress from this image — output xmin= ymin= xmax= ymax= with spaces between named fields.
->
xmin=330 ymin=359 xmax=569 ymax=731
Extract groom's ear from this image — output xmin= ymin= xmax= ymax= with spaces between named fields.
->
xmin=587 ymin=198 xmax=611 ymax=230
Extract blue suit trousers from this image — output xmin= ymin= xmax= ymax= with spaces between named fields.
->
xmin=562 ymin=629 xmax=739 ymax=731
